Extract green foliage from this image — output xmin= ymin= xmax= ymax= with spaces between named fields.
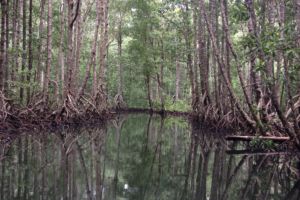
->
xmin=249 ymin=137 xmax=276 ymax=150
xmin=230 ymin=1 xmax=249 ymax=23
xmin=164 ymin=97 xmax=190 ymax=112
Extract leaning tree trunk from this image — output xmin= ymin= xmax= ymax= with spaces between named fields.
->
xmin=76 ymin=0 xmax=101 ymax=102
xmin=245 ymin=0 xmax=299 ymax=142
xmin=199 ymin=0 xmax=255 ymax=130
xmin=220 ymin=0 xmax=265 ymax=133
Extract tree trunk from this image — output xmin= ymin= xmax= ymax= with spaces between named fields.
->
xmin=36 ymin=0 xmax=46 ymax=89
xmin=44 ymin=0 xmax=53 ymax=103
xmin=74 ymin=0 xmax=82 ymax=91
xmin=158 ymin=40 xmax=165 ymax=110
xmin=199 ymin=0 xmax=255 ymax=130
xmin=76 ymin=0 xmax=101 ymax=102
xmin=66 ymin=0 xmax=75 ymax=96
xmin=175 ymin=56 xmax=181 ymax=101
xmin=192 ymin=0 xmax=200 ymax=109
xmin=26 ymin=0 xmax=33 ymax=104
xmin=0 ymin=0 xmax=6 ymax=91
xmin=117 ymin=20 xmax=123 ymax=97
xmin=245 ymin=0 xmax=299 ymax=141
xmin=20 ymin=0 xmax=27 ymax=103
xmin=296 ymin=0 xmax=300 ymax=48
xmin=183 ymin=0 xmax=199 ymax=112
xmin=198 ymin=0 xmax=210 ymax=106
xmin=146 ymin=75 xmax=153 ymax=110
xmin=11 ymin=0 xmax=19 ymax=83
xmin=4 ymin=0 xmax=9 ymax=93
xmin=220 ymin=0 xmax=265 ymax=133
xmin=210 ymin=0 xmax=220 ymax=110
xmin=58 ymin=0 xmax=65 ymax=100
xmin=96 ymin=0 xmax=109 ymax=110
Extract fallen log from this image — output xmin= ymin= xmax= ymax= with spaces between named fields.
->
xmin=225 ymin=135 xmax=290 ymax=142
xmin=226 ymin=149 xmax=295 ymax=156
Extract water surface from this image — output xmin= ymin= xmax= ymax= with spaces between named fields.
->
xmin=0 ymin=114 xmax=299 ymax=200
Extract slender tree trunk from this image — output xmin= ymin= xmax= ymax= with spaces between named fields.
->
xmin=74 ymin=0 xmax=82 ymax=91
xmin=247 ymin=17 xmax=260 ymax=104
xmin=66 ymin=0 xmax=75 ymax=96
xmin=36 ymin=0 xmax=46 ymax=89
xmin=117 ymin=20 xmax=123 ymax=97
xmin=11 ymin=0 xmax=19 ymax=83
xmin=58 ymin=0 xmax=65 ymax=100
xmin=183 ymin=0 xmax=199 ymax=112
xmin=223 ymin=0 xmax=233 ymax=114
xmin=26 ymin=0 xmax=33 ymax=104
xmin=146 ymin=75 xmax=153 ymax=110
xmin=192 ymin=0 xmax=200 ymax=109
xmin=158 ymin=40 xmax=165 ymax=110
xmin=4 ymin=0 xmax=9 ymax=93
xmin=76 ymin=0 xmax=101 ymax=102
xmin=210 ymin=0 xmax=220 ymax=110
xmin=95 ymin=0 xmax=109 ymax=110
xmin=43 ymin=0 xmax=53 ymax=103
xmin=175 ymin=56 xmax=181 ymax=101
xmin=296 ymin=0 xmax=300 ymax=48
xmin=266 ymin=0 xmax=277 ymax=104
xmin=20 ymin=0 xmax=27 ymax=103
xmin=0 ymin=0 xmax=6 ymax=91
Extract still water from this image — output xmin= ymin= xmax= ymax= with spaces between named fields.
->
xmin=0 ymin=114 xmax=299 ymax=200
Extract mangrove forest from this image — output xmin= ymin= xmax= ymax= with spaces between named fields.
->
xmin=0 ymin=0 xmax=300 ymax=199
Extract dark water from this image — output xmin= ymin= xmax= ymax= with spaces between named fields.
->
xmin=0 ymin=114 xmax=299 ymax=200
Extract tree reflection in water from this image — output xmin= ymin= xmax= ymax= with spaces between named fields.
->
xmin=0 ymin=114 xmax=299 ymax=200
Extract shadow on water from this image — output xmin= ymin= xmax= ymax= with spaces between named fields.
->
xmin=0 ymin=114 xmax=299 ymax=200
